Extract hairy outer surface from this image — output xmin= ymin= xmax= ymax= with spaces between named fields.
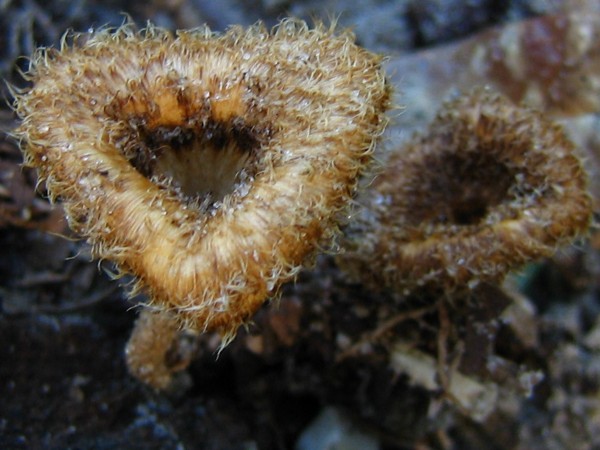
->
xmin=339 ymin=90 xmax=591 ymax=294
xmin=14 ymin=21 xmax=391 ymax=338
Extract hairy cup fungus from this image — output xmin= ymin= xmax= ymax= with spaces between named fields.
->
xmin=339 ymin=89 xmax=591 ymax=294
xmin=14 ymin=20 xmax=390 ymax=386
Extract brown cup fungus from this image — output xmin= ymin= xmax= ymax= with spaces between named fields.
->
xmin=339 ymin=90 xmax=591 ymax=294
xmin=14 ymin=21 xmax=391 ymax=387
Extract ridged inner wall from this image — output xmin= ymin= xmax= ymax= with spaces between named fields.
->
xmin=107 ymin=89 xmax=268 ymax=207
xmin=128 ymin=119 xmax=260 ymax=203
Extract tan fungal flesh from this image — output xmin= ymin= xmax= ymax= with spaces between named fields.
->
xmin=15 ymin=21 xmax=391 ymax=338
xmin=339 ymin=90 xmax=591 ymax=293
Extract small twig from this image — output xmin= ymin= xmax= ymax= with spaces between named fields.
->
xmin=435 ymin=301 xmax=472 ymax=418
xmin=336 ymin=302 xmax=438 ymax=361
xmin=14 ymin=271 xmax=71 ymax=287
xmin=5 ymin=284 xmax=119 ymax=316
xmin=436 ymin=300 xmax=451 ymax=391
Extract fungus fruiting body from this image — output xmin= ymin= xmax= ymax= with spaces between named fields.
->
xmin=339 ymin=90 xmax=591 ymax=294
xmin=14 ymin=20 xmax=390 ymax=386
